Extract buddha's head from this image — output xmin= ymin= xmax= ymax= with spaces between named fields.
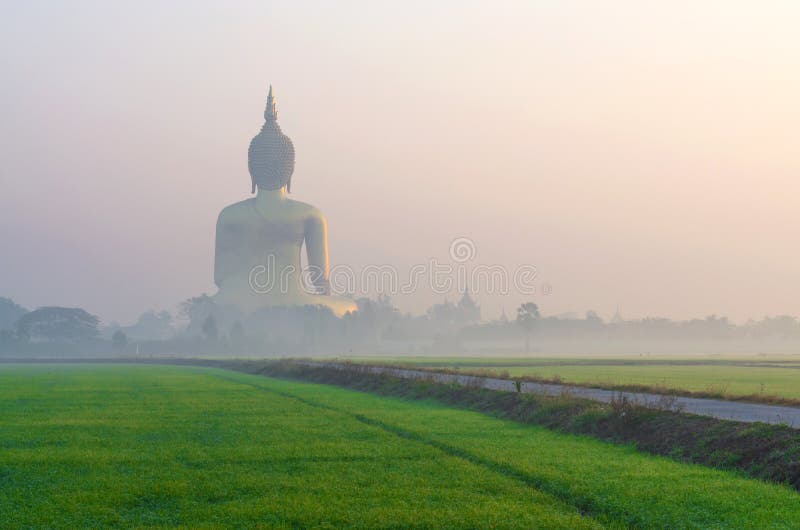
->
xmin=248 ymin=86 xmax=295 ymax=193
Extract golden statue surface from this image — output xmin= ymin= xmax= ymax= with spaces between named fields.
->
xmin=214 ymin=87 xmax=357 ymax=316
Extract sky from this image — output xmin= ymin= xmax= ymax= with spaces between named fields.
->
xmin=1 ymin=1 xmax=799 ymax=325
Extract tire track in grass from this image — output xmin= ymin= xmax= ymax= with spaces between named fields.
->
xmin=346 ymin=414 xmax=649 ymax=529
xmin=209 ymin=371 xmax=632 ymax=529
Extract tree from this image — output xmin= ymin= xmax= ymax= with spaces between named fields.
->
xmin=0 ymin=297 xmax=27 ymax=332
xmin=516 ymin=302 xmax=540 ymax=354
xmin=112 ymin=330 xmax=128 ymax=349
xmin=126 ymin=310 xmax=173 ymax=340
xmin=0 ymin=329 xmax=14 ymax=344
xmin=181 ymin=294 xmax=217 ymax=335
xmin=17 ymin=307 xmax=100 ymax=342
xmin=229 ymin=321 xmax=245 ymax=347
xmin=427 ymin=298 xmax=457 ymax=324
xmin=202 ymin=315 xmax=218 ymax=341
xmin=354 ymin=295 xmax=399 ymax=344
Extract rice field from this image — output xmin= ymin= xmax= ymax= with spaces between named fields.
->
xmin=1 ymin=364 xmax=798 ymax=528
xmin=345 ymin=354 xmax=800 ymax=400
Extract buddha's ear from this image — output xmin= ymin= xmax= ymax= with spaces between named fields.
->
xmin=251 ymin=176 xmax=256 ymax=194
xmin=287 ymin=176 xmax=292 ymax=193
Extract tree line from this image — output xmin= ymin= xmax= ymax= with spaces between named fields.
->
xmin=3 ymin=293 xmax=800 ymax=357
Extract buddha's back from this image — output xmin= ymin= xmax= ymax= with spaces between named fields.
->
xmin=214 ymin=197 xmax=316 ymax=293
xmin=212 ymin=86 xmax=356 ymax=316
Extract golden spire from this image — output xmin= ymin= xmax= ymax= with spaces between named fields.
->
xmin=264 ymin=85 xmax=277 ymax=121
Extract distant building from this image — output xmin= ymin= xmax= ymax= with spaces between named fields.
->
xmin=498 ymin=306 xmax=509 ymax=323
xmin=427 ymin=290 xmax=481 ymax=325
xmin=456 ymin=289 xmax=481 ymax=323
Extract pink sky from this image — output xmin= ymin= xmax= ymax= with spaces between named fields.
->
xmin=1 ymin=1 xmax=799 ymax=324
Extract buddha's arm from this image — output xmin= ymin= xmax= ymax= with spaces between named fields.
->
xmin=214 ymin=213 xmax=235 ymax=288
xmin=304 ymin=213 xmax=331 ymax=295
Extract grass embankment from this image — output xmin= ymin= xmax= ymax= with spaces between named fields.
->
xmin=1 ymin=364 xmax=800 ymax=528
xmin=237 ymin=361 xmax=800 ymax=492
xmin=339 ymin=357 xmax=800 ymax=406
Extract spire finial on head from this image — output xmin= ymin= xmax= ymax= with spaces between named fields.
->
xmin=250 ymin=85 xmax=295 ymax=194
xmin=264 ymin=85 xmax=277 ymax=121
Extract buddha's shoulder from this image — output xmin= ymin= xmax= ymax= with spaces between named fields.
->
xmin=284 ymin=199 xmax=325 ymax=220
xmin=217 ymin=199 xmax=256 ymax=223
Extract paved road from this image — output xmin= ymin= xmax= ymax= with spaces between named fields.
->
xmin=311 ymin=362 xmax=800 ymax=427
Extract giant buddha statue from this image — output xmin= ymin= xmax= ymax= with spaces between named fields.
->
xmin=214 ymin=87 xmax=357 ymax=316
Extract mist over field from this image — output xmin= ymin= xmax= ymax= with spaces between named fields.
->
xmin=2 ymin=1 xmax=800 ymax=325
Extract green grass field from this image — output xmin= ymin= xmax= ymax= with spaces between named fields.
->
xmin=344 ymin=355 xmax=800 ymax=400
xmin=1 ymin=364 xmax=799 ymax=528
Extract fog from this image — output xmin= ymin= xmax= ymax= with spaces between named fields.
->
xmin=2 ymin=1 xmax=799 ymax=324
